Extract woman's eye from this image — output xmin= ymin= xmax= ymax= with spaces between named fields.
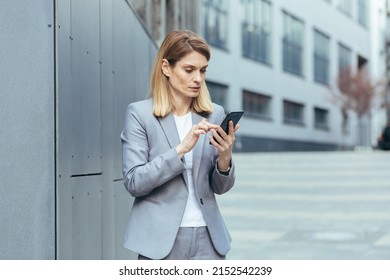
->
xmin=201 ymin=69 xmax=207 ymax=73
xmin=184 ymin=69 xmax=192 ymax=73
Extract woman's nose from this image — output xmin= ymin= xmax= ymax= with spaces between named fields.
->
xmin=193 ymin=71 xmax=202 ymax=83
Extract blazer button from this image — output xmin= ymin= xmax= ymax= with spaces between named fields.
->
xmin=200 ymin=198 xmax=203 ymax=205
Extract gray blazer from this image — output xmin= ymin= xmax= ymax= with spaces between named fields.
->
xmin=121 ymin=98 xmax=236 ymax=259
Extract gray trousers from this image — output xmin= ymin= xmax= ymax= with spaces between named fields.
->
xmin=138 ymin=226 xmax=226 ymax=260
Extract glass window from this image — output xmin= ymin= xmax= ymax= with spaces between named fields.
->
xmin=282 ymin=11 xmax=304 ymax=76
xmin=338 ymin=0 xmax=352 ymax=17
xmin=314 ymin=107 xmax=330 ymax=130
xmin=203 ymin=0 xmax=229 ymax=49
xmin=357 ymin=0 xmax=367 ymax=27
xmin=206 ymin=81 xmax=228 ymax=109
xmin=338 ymin=42 xmax=351 ymax=71
xmin=243 ymin=90 xmax=272 ymax=120
xmin=283 ymin=100 xmax=304 ymax=125
xmin=241 ymin=0 xmax=272 ymax=65
xmin=341 ymin=109 xmax=350 ymax=134
xmin=357 ymin=55 xmax=368 ymax=70
xmin=313 ymin=29 xmax=330 ymax=85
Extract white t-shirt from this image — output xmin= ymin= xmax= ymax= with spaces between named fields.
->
xmin=173 ymin=112 xmax=207 ymax=227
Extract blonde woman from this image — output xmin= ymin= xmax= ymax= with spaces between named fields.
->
xmin=121 ymin=30 xmax=239 ymax=260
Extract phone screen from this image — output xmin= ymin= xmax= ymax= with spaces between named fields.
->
xmin=220 ymin=111 xmax=244 ymax=134
xmin=211 ymin=111 xmax=244 ymax=144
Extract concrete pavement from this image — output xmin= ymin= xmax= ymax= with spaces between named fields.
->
xmin=218 ymin=150 xmax=390 ymax=260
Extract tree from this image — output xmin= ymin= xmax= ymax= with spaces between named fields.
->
xmin=331 ymin=66 xmax=387 ymax=146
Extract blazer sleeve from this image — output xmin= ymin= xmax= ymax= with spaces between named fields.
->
xmin=208 ymin=104 xmax=236 ymax=195
xmin=121 ymin=103 xmax=186 ymax=197
xmin=209 ymin=163 xmax=236 ymax=195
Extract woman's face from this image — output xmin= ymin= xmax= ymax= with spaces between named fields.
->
xmin=163 ymin=51 xmax=208 ymax=101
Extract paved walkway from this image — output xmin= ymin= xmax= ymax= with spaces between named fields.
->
xmin=218 ymin=150 xmax=390 ymax=260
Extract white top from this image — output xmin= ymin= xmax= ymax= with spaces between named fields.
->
xmin=174 ymin=112 xmax=207 ymax=227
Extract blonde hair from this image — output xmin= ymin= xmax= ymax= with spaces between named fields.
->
xmin=150 ymin=30 xmax=213 ymax=117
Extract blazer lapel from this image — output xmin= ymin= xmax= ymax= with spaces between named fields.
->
xmin=158 ymin=113 xmax=181 ymax=148
xmin=192 ymin=113 xmax=206 ymax=185
xmin=158 ymin=113 xmax=188 ymax=186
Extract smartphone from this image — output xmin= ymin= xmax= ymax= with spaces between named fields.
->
xmin=211 ymin=111 xmax=244 ymax=144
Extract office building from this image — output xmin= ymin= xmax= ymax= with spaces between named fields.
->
xmin=129 ymin=0 xmax=388 ymax=151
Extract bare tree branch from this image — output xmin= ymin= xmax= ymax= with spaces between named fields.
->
xmin=332 ymin=66 xmax=387 ymax=119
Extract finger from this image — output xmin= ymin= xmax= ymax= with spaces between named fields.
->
xmin=194 ymin=121 xmax=209 ymax=131
xmin=216 ymin=125 xmax=228 ymax=139
xmin=198 ymin=124 xmax=209 ymax=131
xmin=194 ymin=129 xmax=207 ymax=136
xmin=202 ymin=120 xmax=218 ymax=131
xmin=228 ymin=120 xmax=234 ymax=136
xmin=234 ymin=123 xmax=240 ymax=132
xmin=200 ymin=118 xmax=210 ymax=126
xmin=211 ymin=135 xmax=230 ymax=152
xmin=209 ymin=135 xmax=221 ymax=148
xmin=207 ymin=123 xmax=219 ymax=130
xmin=194 ymin=123 xmax=208 ymax=133
xmin=197 ymin=120 xmax=215 ymax=132
xmin=211 ymin=129 xmax=224 ymax=144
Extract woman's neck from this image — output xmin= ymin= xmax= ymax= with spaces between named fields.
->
xmin=171 ymin=94 xmax=192 ymax=116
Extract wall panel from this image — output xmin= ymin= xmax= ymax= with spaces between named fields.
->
xmin=57 ymin=0 xmax=157 ymax=259
xmin=0 ymin=0 xmax=55 ymax=259
xmin=70 ymin=0 xmax=102 ymax=175
xmin=71 ymin=176 xmax=103 ymax=259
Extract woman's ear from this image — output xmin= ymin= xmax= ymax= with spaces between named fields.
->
xmin=161 ymin=59 xmax=170 ymax=77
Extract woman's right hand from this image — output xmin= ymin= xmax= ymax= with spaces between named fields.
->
xmin=176 ymin=118 xmax=218 ymax=158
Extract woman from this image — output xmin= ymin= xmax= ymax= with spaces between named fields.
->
xmin=121 ymin=30 xmax=239 ymax=260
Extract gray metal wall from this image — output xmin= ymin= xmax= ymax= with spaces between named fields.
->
xmin=0 ymin=0 xmax=55 ymax=259
xmin=56 ymin=0 xmax=157 ymax=259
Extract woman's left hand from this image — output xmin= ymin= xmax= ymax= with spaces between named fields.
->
xmin=209 ymin=120 xmax=240 ymax=171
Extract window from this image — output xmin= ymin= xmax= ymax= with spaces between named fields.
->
xmin=203 ymin=0 xmax=229 ymax=49
xmin=243 ymin=90 xmax=272 ymax=120
xmin=282 ymin=11 xmax=304 ymax=76
xmin=165 ymin=0 xmax=199 ymax=35
xmin=206 ymin=81 xmax=228 ymax=108
xmin=357 ymin=55 xmax=368 ymax=70
xmin=314 ymin=107 xmax=329 ymax=130
xmin=283 ymin=100 xmax=304 ymax=125
xmin=357 ymin=0 xmax=367 ymax=27
xmin=241 ymin=0 xmax=272 ymax=64
xmin=127 ymin=0 xmax=199 ymax=43
xmin=342 ymin=109 xmax=350 ymax=134
xmin=313 ymin=29 xmax=330 ymax=85
xmin=338 ymin=0 xmax=352 ymax=17
xmin=338 ymin=43 xmax=351 ymax=71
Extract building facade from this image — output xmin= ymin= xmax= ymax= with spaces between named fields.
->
xmin=1 ymin=0 xmax=156 ymax=260
xmin=129 ymin=0 xmax=388 ymax=151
